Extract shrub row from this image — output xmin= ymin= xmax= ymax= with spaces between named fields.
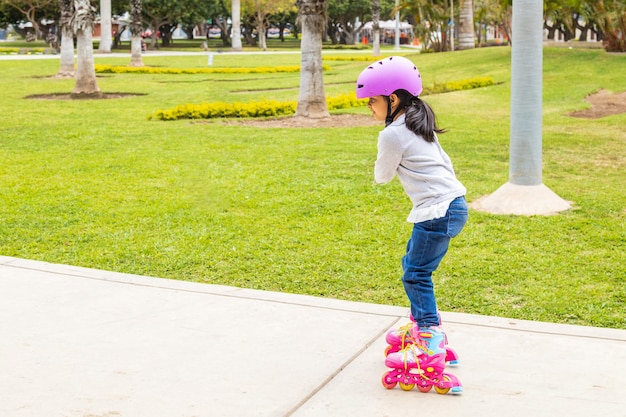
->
xmin=150 ymin=99 xmax=297 ymax=121
xmin=149 ymin=76 xmax=495 ymax=121
xmin=424 ymin=76 xmax=495 ymax=95
xmin=94 ymin=64 xmax=330 ymax=75
xmin=323 ymin=55 xmax=385 ymax=62
xmin=0 ymin=47 xmax=47 ymax=54
xmin=148 ymin=92 xmax=367 ymax=121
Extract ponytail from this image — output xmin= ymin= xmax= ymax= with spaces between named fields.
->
xmin=393 ymin=90 xmax=446 ymax=143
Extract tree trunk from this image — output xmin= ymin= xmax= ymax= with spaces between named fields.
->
xmin=232 ymin=0 xmax=242 ymax=51
xmin=510 ymin=0 xmax=542 ymax=185
xmin=295 ymin=0 xmax=329 ymax=119
xmin=129 ymin=0 xmax=144 ymax=67
xmin=458 ymin=0 xmax=475 ymax=49
xmin=259 ymin=29 xmax=267 ymax=50
xmin=58 ymin=32 xmax=75 ymax=77
xmin=98 ymin=0 xmax=112 ymax=53
xmin=372 ymin=0 xmax=381 ymax=56
xmin=71 ymin=0 xmax=101 ymax=97
xmin=597 ymin=0 xmax=626 ymax=52
xmin=471 ymin=0 xmax=569 ymax=215
xmin=57 ymin=0 xmax=74 ymax=78
xmin=257 ymin=11 xmax=267 ymax=51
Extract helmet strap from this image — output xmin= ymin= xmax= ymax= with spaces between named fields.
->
xmin=385 ymin=95 xmax=404 ymax=127
xmin=385 ymin=97 xmax=394 ymax=127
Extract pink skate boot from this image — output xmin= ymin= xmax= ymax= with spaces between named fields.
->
xmin=382 ymin=328 xmax=463 ymax=394
xmin=385 ymin=316 xmax=460 ymax=365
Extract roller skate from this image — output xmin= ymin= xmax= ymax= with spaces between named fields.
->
xmin=385 ymin=315 xmax=460 ymax=365
xmin=382 ymin=328 xmax=463 ymax=395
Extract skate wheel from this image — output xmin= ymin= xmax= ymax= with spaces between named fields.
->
xmin=381 ymin=372 xmax=397 ymax=389
xmin=384 ymin=345 xmax=392 ymax=356
xmin=417 ymin=384 xmax=432 ymax=393
xmin=434 ymin=375 xmax=451 ymax=395
xmin=399 ymin=382 xmax=414 ymax=391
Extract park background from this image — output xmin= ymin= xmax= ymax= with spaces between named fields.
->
xmin=0 ymin=0 xmax=624 ymax=330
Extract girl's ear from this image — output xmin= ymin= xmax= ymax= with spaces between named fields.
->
xmin=389 ymin=93 xmax=399 ymax=107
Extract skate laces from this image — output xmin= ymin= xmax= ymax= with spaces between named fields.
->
xmin=399 ymin=345 xmax=438 ymax=384
xmin=397 ymin=322 xmax=414 ymax=346
xmin=401 ymin=344 xmax=424 ymax=371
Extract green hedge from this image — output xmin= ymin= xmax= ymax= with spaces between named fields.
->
xmin=149 ymin=77 xmax=496 ymax=121
xmin=95 ymin=64 xmax=330 ymax=75
xmin=148 ymin=93 xmax=367 ymax=121
xmin=0 ymin=47 xmax=47 ymax=54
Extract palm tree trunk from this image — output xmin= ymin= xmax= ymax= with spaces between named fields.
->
xmin=458 ymin=0 xmax=475 ymax=49
xmin=129 ymin=0 xmax=144 ymax=67
xmin=98 ymin=0 xmax=112 ymax=53
xmin=372 ymin=0 xmax=381 ymax=56
xmin=71 ymin=0 xmax=101 ymax=97
xmin=449 ymin=0 xmax=454 ymax=51
xmin=295 ymin=0 xmax=329 ymax=118
xmin=472 ymin=0 xmax=570 ymax=215
xmin=510 ymin=0 xmax=542 ymax=186
xmin=231 ymin=0 xmax=242 ymax=51
xmin=57 ymin=0 xmax=74 ymax=78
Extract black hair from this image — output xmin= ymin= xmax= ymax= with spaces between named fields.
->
xmin=391 ymin=89 xmax=446 ymax=143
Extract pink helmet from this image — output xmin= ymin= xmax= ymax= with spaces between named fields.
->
xmin=355 ymin=56 xmax=422 ymax=99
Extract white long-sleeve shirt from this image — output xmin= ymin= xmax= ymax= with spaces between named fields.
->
xmin=375 ymin=114 xmax=466 ymax=223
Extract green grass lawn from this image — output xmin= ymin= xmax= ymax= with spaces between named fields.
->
xmin=0 ymin=46 xmax=624 ymax=329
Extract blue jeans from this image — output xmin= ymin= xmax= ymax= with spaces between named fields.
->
xmin=401 ymin=196 xmax=468 ymax=328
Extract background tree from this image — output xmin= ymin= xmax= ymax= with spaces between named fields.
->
xmin=70 ymin=0 xmax=101 ymax=97
xmin=458 ymin=0 xmax=475 ymax=49
xmin=242 ymin=0 xmax=292 ymax=50
xmin=495 ymin=0 xmax=512 ymax=44
xmin=141 ymin=0 xmax=176 ymax=48
xmin=372 ymin=0 xmax=381 ymax=55
xmin=544 ymin=0 xmax=575 ymax=41
xmin=204 ymin=0 xmax=232 ymax=47
xmin=473 ymin=0 xmax=499 ymax=45
xmin=129 ymin=0 xmax=143 ymax=66
xmin=231 ymin=0 xmax=242 ymax=50
xmin=399 ymin=0 xmax=452 ymax=51
xmin=571 ymin=0 xmax=599 ymax=41
xmin=597 ymin=0 xmax=626 ymax=52
xmin=3 ymin=0 xmax=57 ymax=41
xmin=98 ymin=0 xmax=112 ymax=52
xmin=268 ymin=7 xmax=296 ymax=42
xmin=295 ymin=0 xmax=329 ymax=119
xmin=326 ymin=0 xmax=369 ymax=44
xmin=56 ymin=0 xmax=74 ymax=77
xmin=178 ymin=0 xmax=214 ymax=42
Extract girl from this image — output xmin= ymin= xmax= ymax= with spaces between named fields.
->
xmin=356 ymin=56 xmax=467 ymax=393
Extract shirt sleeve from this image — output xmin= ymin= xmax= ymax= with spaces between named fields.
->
xmin=374 ymin=130 xmax=403 ymax=184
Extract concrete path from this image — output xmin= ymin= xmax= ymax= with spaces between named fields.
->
xmin=1 ymin=256 xmax=625 ymax=417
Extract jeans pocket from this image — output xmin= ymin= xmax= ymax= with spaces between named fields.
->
xmin=446 ymin=209 xmax=468 ymax=238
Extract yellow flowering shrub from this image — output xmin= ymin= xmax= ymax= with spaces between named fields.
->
xmin=425 ymin=77 xmax=496 ymax=94
xmin=95 ymin=64 xmax=330 ymax=75
xmin=148 ymin=78 xmax=495 ymax=121
xmin=149 ymin=93 xmax=367 ymax=121
xmin=323 ymin=55 xmax=385 ymax=62
xmin=0 ymin=47 xmax=47 ymax=54
xmin=149 ymin=99 xmax=298 ymax=120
